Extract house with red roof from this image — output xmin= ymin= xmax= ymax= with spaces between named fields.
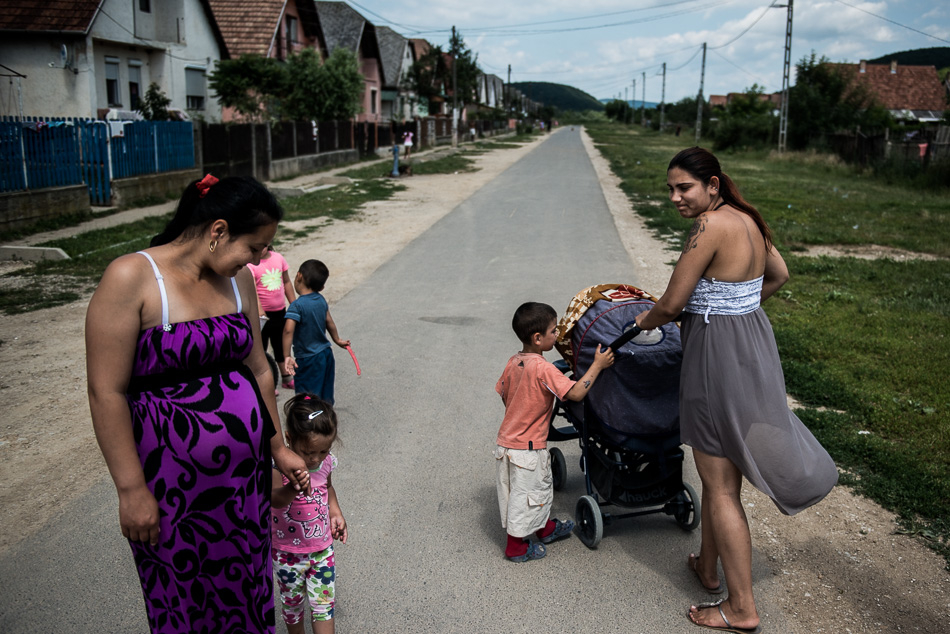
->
xmin=830 ymin=60 xmax=947 ymax=122
xmin=0 ymin=0 xmax=228 ymax=120
xmin=207 ymin=0 xmax=327 ymax=121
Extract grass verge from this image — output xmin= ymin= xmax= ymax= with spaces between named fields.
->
xmin=584 ymin=121 xmax=950 ymax=566
xmin=340 ymin=152 xmax=477 ymax=180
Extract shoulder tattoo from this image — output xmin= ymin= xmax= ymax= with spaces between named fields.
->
xmin=683 ymin=215 xmax=708 ymax=254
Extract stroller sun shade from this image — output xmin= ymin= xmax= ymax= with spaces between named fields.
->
xmin=556 ymin=284 xmax=683 ymax=444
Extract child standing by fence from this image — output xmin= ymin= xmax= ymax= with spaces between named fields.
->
xmin=272 ymin=394 xmax=347 ymax=634
xmin=248 ymin=244 xmax=296 ymax=390
xmin=283 ymin=259 xmax=350 ymax=403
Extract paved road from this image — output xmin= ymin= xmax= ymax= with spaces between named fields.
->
xmin=0 ymin=128 xmax=779 ymax=632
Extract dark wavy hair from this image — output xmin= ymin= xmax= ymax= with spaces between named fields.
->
xmin=668 ymin=147 xmax=773 ymax=249
xmin=150 ymin=175 xmax=283 ymax=247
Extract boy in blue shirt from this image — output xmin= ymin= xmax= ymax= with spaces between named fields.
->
xmin=282 ymin=259 xmax=350 ymax=403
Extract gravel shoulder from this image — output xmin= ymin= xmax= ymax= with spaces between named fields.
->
xmin=0 ymin=128 xmax=947 ymax=631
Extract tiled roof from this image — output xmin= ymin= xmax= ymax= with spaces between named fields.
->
xmin=375 ymin=26 xmax=406 ymax=87
xmin=314 ymin=1 xmax=363 ymax=55
xmin=0 ymin=1 xmax=101 ymax=33
xmin=830 ymin=61 xmax=947 ymax=111
xmin=208 ymin=0 xmax=285 ymax=57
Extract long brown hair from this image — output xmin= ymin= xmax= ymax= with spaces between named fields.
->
xmin=668 ymin=147 xmax=773 ymax=249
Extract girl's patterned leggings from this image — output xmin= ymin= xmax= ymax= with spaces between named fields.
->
xmin=272 ymin=546 xmax=336 ymax=624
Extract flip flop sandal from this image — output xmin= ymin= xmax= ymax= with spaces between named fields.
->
xmin=540 ymin=518 xmax=575 ymax=544
xmin=688 ymin=599 xmax=763 ymax=634
xmin=507 ymin=542 xmax=546 ymax=563
xmin=688 ymin=553 xmax=725 ymax=594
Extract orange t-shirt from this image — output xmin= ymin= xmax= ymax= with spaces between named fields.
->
xmin=495 ymin=352 xmax=575 ymax=450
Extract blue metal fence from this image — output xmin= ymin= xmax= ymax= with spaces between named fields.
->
xmin=0 ymin=116 xmax=194 ymax=205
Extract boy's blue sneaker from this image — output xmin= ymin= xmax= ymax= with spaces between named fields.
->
xmin=540 ymin=518 xmax=575 ymax=544
xmin=507 ymin=542 xmax=546 ymax=563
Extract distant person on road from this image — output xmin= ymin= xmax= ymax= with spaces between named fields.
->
xmin=402 ymin=130 xmax=413 ymax=159
xmin=494 ymin=302 xmax=615 ymax=562
xmin=248 ymin=244 xmax=296 ymax=390
xmin=86 ymin=174 xmax=310 ymax=633
xmin=634 ymin=147 xmax=837 ymax=633
xmin=283 ymin=259 xmax=350 ymax=404
xmin=272 ymin=394 xmax=347 ymax=634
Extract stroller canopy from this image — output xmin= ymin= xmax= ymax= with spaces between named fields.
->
xmin=556 ymin=284 xmax=683 ymax=443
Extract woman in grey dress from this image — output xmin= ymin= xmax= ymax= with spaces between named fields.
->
xmin=635 ymin=147 xmax=837 ymax=633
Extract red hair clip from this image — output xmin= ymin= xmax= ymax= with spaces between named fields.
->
xmin=196 ymin=173 xmax=219 ymax=198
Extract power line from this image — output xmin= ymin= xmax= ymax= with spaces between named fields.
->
xmin=831 ymin=0 xmax=950 ymax=45
xmin=709 ymin=1 xmax=778 ymax=50
xmin=709 ymin=49 xmax=771 ymax=88
xmin=467 ymin=0 xmax=725 ymax=32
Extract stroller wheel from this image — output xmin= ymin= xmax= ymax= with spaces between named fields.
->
xmin=575 ymin=495 xmax=603 ymax=548
xmin=550 ymin=448 xmax=567 ymax=491
xmin=673 ymin=482 xmax=701 ymax=531
xmin=265 ymin=353 xmax=280 ymax=392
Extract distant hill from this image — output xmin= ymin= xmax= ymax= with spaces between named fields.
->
xmin=867 ymin=46 xmax=950 ymax=69
xmin=510 ymin=82 xmax=604 ymax=112
xmin=599 ymin=98 xmax=660 ymax=109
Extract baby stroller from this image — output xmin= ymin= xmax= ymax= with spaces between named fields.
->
xmin=548 ymin=284 xmax=700 ymax=548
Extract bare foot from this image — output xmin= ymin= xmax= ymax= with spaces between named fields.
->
xmin=688 ymin=600 xmax=761 ymax=632
xmin=687 ymin=553 xmax=723 ymax=594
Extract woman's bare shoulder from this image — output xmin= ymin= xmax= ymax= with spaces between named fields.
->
xmin=94 ymin=252 xmax=155 ymax=301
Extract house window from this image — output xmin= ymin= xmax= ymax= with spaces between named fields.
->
xmin=139 ymin=0 xmax=151 ymax=12
xmin=286 ymin=16 xmax=298 ymax=54
xmin=371 ymin=89 xmax=377 ymax=114
xmin=185 ymin=68 xmax=206 ymax=110
xmin=105 ymin=58 xmax=121 ymax=107
xmin=128 ymin=62 xmax=142 ymax=110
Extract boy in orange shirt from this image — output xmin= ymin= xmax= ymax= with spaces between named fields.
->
xmin=495 ymin=302 xmax=615 ymax=562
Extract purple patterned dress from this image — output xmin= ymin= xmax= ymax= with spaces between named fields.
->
xmin=125 ymin=252 xmax=275 ymax=633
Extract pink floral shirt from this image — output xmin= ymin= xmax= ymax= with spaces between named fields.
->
xmin=271 ymin=454 xmax=337 ymax=553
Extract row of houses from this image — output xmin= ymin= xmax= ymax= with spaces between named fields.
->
xmin=709 ymin=59 xmax=948 ymax=123
xmin=0 ymin=1 xmax=542 ymax=125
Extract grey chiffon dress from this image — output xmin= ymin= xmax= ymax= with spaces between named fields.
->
xmin=679 ymin=276 xmax=838 ymax=515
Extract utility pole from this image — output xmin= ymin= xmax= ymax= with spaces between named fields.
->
xmin=641 ymin=71 xmax=646 ymax=127
xmin=507 ymin=64 xmax=511 ymax=118
xmin=660 ymin=62 xmax=667 ymax=130
xmin=451 ymin=26 xmax=458 ymax=147
xmin=777 ymin=1 xmax=794 ymax=152
xmin=625 ymin=86 xmax=628 ymax=104
xmin=632 ymin=78 xmax=636 ymax=122
xmin=695 ymin=42 xmax=707 ymax=143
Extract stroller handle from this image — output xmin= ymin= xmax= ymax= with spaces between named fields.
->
xmin=608 ymin=325 xmax=642 ymax=351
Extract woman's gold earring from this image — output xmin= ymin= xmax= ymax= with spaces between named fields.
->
xmin=209 ymin=240 xmax=218 ymax=253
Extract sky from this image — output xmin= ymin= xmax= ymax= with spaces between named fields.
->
xmin=346 ymin=0 xmax=950 ymax=105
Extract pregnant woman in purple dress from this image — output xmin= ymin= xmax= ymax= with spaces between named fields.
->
xmin=86 ymin=175 xmax=310 ymax=633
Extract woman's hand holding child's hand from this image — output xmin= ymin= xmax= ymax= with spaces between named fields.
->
xmin=274 ymin=446 xmax=311 ymax=494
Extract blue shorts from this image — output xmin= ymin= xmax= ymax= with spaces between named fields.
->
xmin=295 ymin=347 xmax=335 ymax=403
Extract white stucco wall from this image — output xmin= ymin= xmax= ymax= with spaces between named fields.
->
xmin=0 ymin=0 xmax=223 ymax=120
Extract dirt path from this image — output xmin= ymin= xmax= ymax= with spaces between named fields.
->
xmin=1 ymin=128 xmax=947 ymax=631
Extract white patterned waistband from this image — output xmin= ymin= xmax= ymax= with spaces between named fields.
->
xmin=684 ymin=276 xmax=763 ymax=323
